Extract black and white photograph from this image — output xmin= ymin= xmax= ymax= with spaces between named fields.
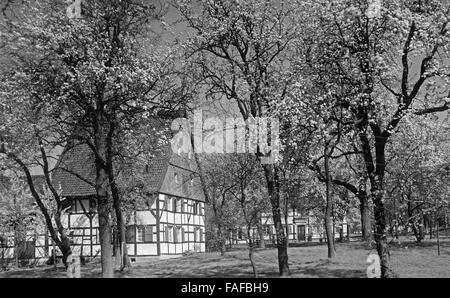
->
xmin=0 ymin=0 xmax=449 ymax=286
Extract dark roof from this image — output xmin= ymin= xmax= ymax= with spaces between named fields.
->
xmin=51 ymin=118 xmax=201 ymax=199
xmin=52 ymin=142 xmax=96 ymax=197
xmin=143 ymin=150 xmax=170 ymax=194
xmin=142 ymin=145 xmax=199 ymax=194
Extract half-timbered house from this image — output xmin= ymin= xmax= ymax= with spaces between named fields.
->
xmin=0 ymin=137 xmax=206 ymax=264
xmin=51 ymin=141 xmax=206 ymax=260
xmin=227 ymin=210 xmax=350 ymax=246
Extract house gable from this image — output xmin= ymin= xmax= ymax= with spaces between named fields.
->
xmin=51 ymin=143 xmax=96 ymax=197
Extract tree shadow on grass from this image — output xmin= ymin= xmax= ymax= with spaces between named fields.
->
xmin=0 ymin=266 xmax=66 ymax=278
xmin=265 ymin=242 xmax=328 ymax=249
xmin=389 ymin=239 xmax=450 ymax=250
xmin=295 ymin=266 xmax=366 ymax=278
xmin=348 ymin=237 xmax=450 ymax=252
xmin=297 ymin=257 xmax=367 ymax=278
xmin=345 ymin=242 xmax=374 ymax=250
xmin=120 ymin=263 xmax=258 ymax=278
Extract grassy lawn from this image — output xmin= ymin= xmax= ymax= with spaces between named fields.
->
xmin=1 ymin=235 xmax=449 ymax=278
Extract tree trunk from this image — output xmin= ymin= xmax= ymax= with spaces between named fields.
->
xmin=109 ymin=167 xmax=131 ymax=270
xmin=54 ymin=211 xmax=72 ymax=267
xmin=14 ymin=229 xmax=19 ymax=268
xmin=346 ymin=221 xmax=350 ymax=242
xmin=429 ymin=215 xmax=433 ymax=239
xmin=246 ymin=227 xmax=258 ymax=278
xmin=372 ymin=182 xmax=390 ymax=278
xmin=393 ymin=195 xmax=399 ymax=239
xmin=113 ymin=227 xmax=118 ymax=264
xmin=285 ymin=203 xmax=289 ymax=248
xmin=359 ymin=195 xmax=372 ymax=241
xmin=97 ymin=195 xmax=114 ymax=278
xmin=217 ymin=223 xmax=226 ymax=256
xmin=363 ymin=134 xmax=391 ymax=278
xmin=324 ymin=147 xmax=335 ymax=258
xmin=106 ymin=119 xmax=130 ymax=271
xmin=94 ymin=114 xmax=114 ymax=278
xmin=423 ymin=214 xmax=428 ymax=237
xmin=262 ymin=164 xmax=289 ymax=276
xmin=324 ymin=197 xmax=335 ymax=256
xmin=436 ymin=214 xmax=440 ymax=256
xmin=256 ymin=216 xmax=265 ymax=249
xmin=407 ymin=201 xmax=423 ymax=243
xmin=248 ymin=244 xmax=258 ymax=278
xmin=59 ymin=232 xmax=72 ymax=267
xmin=52 ymin=241 xmax=57 ymax=269
xmin=418 ymin=217 xmax=424 ymax=241
xmin=394 ymin=199 xmax=399 ymax=240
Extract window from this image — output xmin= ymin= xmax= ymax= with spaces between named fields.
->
xmin=126 ymin=226 xmax=136 ymax=243
xmin=175 ymin=199 xmax=182 ymax=213
xmin=193 ymin=202 xmax=203 ymax=215
xmin=165 ymin=197 xmax=171 ymax=211
xmin=173 ymin=198 xmax=177 ymax=212
xmin=181 ymin=200 xmax=186 ymax=213
xmin=173 ymin=227 xmax=184 ymax=243
xmin=174 ymin=172 xmax=178 ymax=183
xmin=93 ymin=229 xmax=99 ymax=245
xmin=132 ymin=226 xmax=155 ymax=243
xmin=89 ymin=199 xmax=97 ymax=211
xmin=165 ymin=226 xmax=174 ymax=242
xmin=136 ymin=226 xmax=145 ymax=242
xmin=144 ymin=226 xmax=153 ymax=242
xmin=174 ymin=227 xmax=179 ymax=243
xmin=194 ymin=228 xmax=203 ymax=243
